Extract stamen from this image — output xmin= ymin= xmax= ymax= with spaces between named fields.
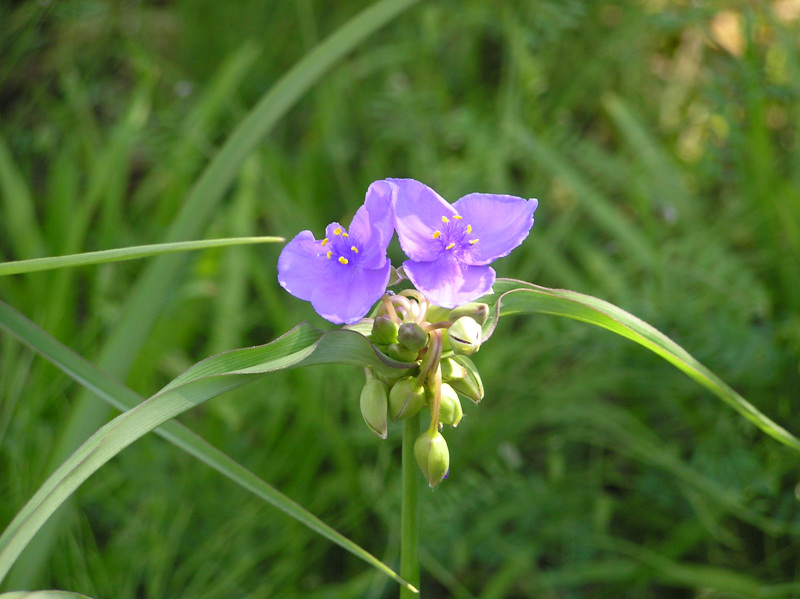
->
xmin=466 ymin=224 xmax=472 ymax=234
xmin=469 ymin=239 xmax=479 ymax=245
xmin=441 ymin=216 xmax=449 ymax=223
xmin=338 ymin=256 xmax=349 ymax=265
xmin=432 ymin=231 xmax=441 ymax=239
xmin=342 ymin=232 xmax=349 ymax=237
xmin=321 ymin=238 xmax=329 ymax=246
xmin=453 ymin=215 xmax=462 ymax=220
xmin=445 ymin=242 xmax=455 ymax=250
xmin=351 ymin=246 xmax=358 ymax=253
xmin=334 ymin=228 xmax=342 ymax=236
xmin=326 ymin=251 xmax=333 ymax=259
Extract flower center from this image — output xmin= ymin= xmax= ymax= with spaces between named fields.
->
xmin=319 ymin=226 xmax=360 ymax=266
xmin=431 ymin=214 xmax=479 ymax=254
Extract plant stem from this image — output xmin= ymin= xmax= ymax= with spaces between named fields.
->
xmin=400 ymin=414 xmax=420 ymax=597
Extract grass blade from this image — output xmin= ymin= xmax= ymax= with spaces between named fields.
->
xmin=0 ymin=300 xmax=415 ymax=592
xmin=12 ymin=0 xmax=420 ymax=586
xmin=0 ymin=237 xmax=284 ymax=276
xmin=0 ymin=593 xmax=94 ymax=599
xmin=0 ymin=130 xmax=46 ymax=260
xmin=483 ymin=279 xmax=800 ymax=453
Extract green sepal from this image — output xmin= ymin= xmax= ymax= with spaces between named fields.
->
xmin=389 ymin=376 xmax=426 ymax=421
xmin=360 ymin=378 xmax=389 ymax=439
xmin=397 ymin=322 xmax=428 ymax=353
xmin=387 ymin=342 xmax=420 ymax=363
xmin=447 ymin=302 xmax=489 ymax=325
xmin=446 ymin=316 xmax=482 ymax=356
xmin=440 ymin=357 xmax=467 ymax=382
xmin=436 ymin=383 xmax=463 ymax=427
xmin=424 ymin=305 xmax=451 ymax=323
xmin=414 ymin=429 xmax=450 ymax=488
xmin=448 ymin=355 xmax=484 ymax=403
xmin=370 ymin=315 xmax=399 ymax=345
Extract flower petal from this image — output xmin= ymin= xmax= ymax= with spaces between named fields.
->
xmin=349 ymin=180 xmax=394 ymax=269
xmin=277 ymin=230 xmax=329 ymax=302
xmin=389 ymin=178 xmax=457 ymax=262
xmin=453 ymin=194 xmax=538 ymax=266
xmin=402 ymin=254 xmax=495 ymax=309
xmin=310 ymin=262 xmax=392 ymax=324
xmin=325 ymin=221 xmax=347 ymax=241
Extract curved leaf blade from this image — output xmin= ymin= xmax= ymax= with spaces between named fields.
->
xmin=482 ymin=279 xmax=800 ymax=453
xmin=0 ymin=237 xmax=284 ymax=276
xmin=0 ymin=592 xmax=95 ymax=599
xmin=0 ymin=301 xmax=414 ymax=591
xmin=0 ymin=313 xmax=416 ymax=591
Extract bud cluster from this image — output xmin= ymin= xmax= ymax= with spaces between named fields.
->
xmin=358 ymin=291 xmax=488 ymax=487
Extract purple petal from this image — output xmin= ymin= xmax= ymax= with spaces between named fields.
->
xmin=277 ymin=230 xmax=329 ymax=301
xmin=453 ymin=194 xmax=538 ymax=266
xmin=325 ymin=221 xmax=346 ymax=241
xmin=402 ymin=254 xmax=495 ymax=309
xmin=388 ymin=178 xmax=457 ymax=262
xmin=349 ymin=180 xmax=394 ymax=269
xmin=310 ymin=262 xmax=392 ymax=324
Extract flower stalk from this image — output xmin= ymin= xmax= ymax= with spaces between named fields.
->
xmin=400 ymin=413 xmax=420 ymax=598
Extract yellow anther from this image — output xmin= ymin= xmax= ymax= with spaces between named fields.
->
xmin=432 ymin=231 xmax=441 ymax=239
xmin=339 ymin=256 xmax=349 ymax=265
xmin=351 ymin=246 xmax=358 ymax=253
xmin=469 ymin=239 xmax=479 ymax=245
xmin=342 ymin=232 xmax=349 ymax=237
xmin=321 ymin=238 xmax=329 ymax=246
xmin=453 ymin=215 xmax=462 ymax=220
xmin=466 ymin=224 xmax=472 ymax=234
xmin=334 ymin=227 xmax=342 ymax=236
xmin=442 ymin=216 xmax=449 ymax=223
xmin=445 ymin=242 xmax=456 ymax=250
xmin=326 ymin=250 xmax=333 ymax=259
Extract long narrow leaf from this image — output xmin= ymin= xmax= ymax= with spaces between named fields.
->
xmin=0 ymin=301 xmax=415 ymax=591
xmin=13 ymin=0 xmax=421 ymax=586
xmin=0 ymin=130 xmax=47 ymax=260
xmin=0 ymin=592 xmax=94 ymax=599
xmin=0 ymin=237 xmax=284 ymax=276
xmin=483 ymin=279 xmax=800 ymax=453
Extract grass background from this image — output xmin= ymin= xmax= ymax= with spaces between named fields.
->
xmin=2 ymin=0 xmax=800 ymax=597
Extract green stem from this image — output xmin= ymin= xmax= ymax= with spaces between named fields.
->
xmin=401 ymin=414 xmax=421 ymax=597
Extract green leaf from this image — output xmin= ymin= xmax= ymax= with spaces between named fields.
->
xmin=0 ymin=303 xmax=415 ymax=591
xmin=0 ymin=592 xmax=94 ymax=599
xmin=9 ymin=0 xmax=421 ymax=586
xmin=482 ymin=279 xmax=800 ymax=453
xmin=0 ymin=237 xmax=284 ymax=276
xmin=0 ymin=130 xmax=47 ymax=261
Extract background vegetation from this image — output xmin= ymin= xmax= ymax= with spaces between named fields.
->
xmin=2 ymin=0 xmax=800 ymax=597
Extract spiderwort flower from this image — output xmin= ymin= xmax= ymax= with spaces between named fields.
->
xmin=277 ymin=181 xmax=394 ymax=324
xmin=388 ymin=178 xmax=538 ymax=308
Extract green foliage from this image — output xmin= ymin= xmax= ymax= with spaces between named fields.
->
xmin=2 ymin=0 xmax=800 ymax=597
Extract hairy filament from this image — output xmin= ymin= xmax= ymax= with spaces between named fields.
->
xmin=380 ymin=295 xmax=399 ymax=324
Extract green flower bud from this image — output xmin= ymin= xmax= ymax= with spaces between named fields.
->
xmin=448 ymin=302 xmax=489 ymax=326
xmin=397 ymin=322 xmax=429 ymax=353
xmin=447 ymin=316 xmax=482 ymax=356
xmin=387 ymin=342 xmax=419 ymax=363
xmin=440 ymin=357 xmax=468 ymax=383
xmin=448 ymin=355 xmax=484 ymax=403
xmin=414 ymin=429 xmax=450 ymax=488
xmin=388 ymin=376 xmax=426 ymax=421
xmin=424 ymin=305 xmax=451 ymax=323
xmin=360 ymin=379 xmax=389 ymax=438
xmin=370 ymin=315 xmax=399 ymax=345
xmin=436 ymin=383 xmax=463 ymax=427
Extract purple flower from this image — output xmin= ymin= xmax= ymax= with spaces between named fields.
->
xmin=388 ymin=178 xmax=538 ymax=309
xmin=278 ymin=181 xmax=394 ymax=324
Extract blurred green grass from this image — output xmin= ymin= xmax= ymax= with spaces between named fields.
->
xmin=2 ymin=0 xmax=800 ymax=597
